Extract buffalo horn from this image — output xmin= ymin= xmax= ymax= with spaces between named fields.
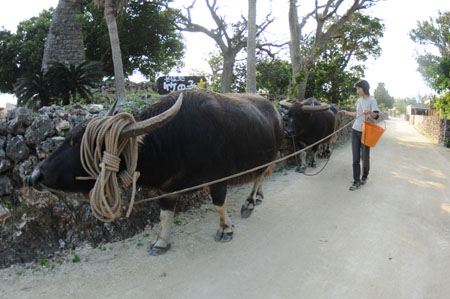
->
xmin=279 ymin=99 xmax=293 ymax=109
xmin=120 ymin=93 xmax=183 ymax=138
xmin=301 ymin=103 xmax=331 ymax=113
xmin=107 ymin=96 xmax=119 ymax=116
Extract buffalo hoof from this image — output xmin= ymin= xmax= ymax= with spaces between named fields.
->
xmin=148 ymin=243 xmax=171 ymax=256
xmin=214 ymin=229 xmax=233 ymax=242
xmin=241 ymin=201 xmax=255 ymax=218
xmin=295 ymin=166 xmax=306 ymax=173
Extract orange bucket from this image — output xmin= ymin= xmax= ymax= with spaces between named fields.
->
xmin=361 ymin=121 xmax=385 ymax=147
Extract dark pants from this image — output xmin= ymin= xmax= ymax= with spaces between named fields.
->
xmin=352 ymin=129 xmax=370 ymax=183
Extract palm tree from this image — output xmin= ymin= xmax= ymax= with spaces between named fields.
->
xmin=14 ymin=72 xmax=52 ymax=110
xmin=93 ymin=0 xmax=127 ymax=106
xmin=46 ymin=61 xmax=104 ymax=105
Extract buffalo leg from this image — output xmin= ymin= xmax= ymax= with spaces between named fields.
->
xmin=148 ymin=196 xmax=176 ymax=256
xmin=296 ymin=151 xmax=308 ymax=173
xmin=309 ymin=150 xmax=317 ymax=168
xmin=309 ymin=144 xmax=320 ymax=168
xmin=210 ymin=183 xmax=233 ymax=242
xmin=241 ymin=177 xmax=264 ymax=218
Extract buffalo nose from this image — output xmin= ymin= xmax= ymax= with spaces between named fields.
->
xmin=285 ymin=127 xmax=295 ymax=137
xmin=29 ymin=168 xmax=42 ymax=187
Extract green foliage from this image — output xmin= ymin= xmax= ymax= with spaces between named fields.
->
xmin=83 ymin=0 xmax=184 ymax=80
xmin=15 ymin=61 xmax=104 ymax=109
xmin=206 ymin=51 xmax=224 ymax=92
xmin=256 ymin=58 xmax=292 ymax=96
xmin=416 ymin=55 xmax=450 ymax=93
xmin=0 ymin=9 xmax=53 ymax=93
xmin=38 ymin=257 xmax=49 ymax=268
xmin=45 ymin=61 xmax=104 ymax=105
xmin=72 ymin=252 xmax=81 ymax=263
xmin=410 ymin=11 xmax=450 ymax=93
xmin=331 ymin=13 xmax=384 ymax=62
xmin=293 ymin=12 xmax=383 ymax=102
xmin=230 ymin=60 xmax=247 ymax=93
xmin=410 ymin=11 xmax=450 ymax=57
xmin=435 ymin=91 xmax=450 ymax=119
xmin=374 ymin=83 xmax=394 ymax=110
xmin=305 ymin=50 xmax=364 ymax=104
xmin=228 ymin=55 xmax=292 ymax=96
xmin=0 ymin=1 xmax=184 ymax=92
xmin=14 ymin=71 xmax=52 ymax=109
xmin=393 ymin=99 xmax=408 ymax=115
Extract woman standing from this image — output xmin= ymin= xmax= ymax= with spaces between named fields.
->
xmin=339 ymin=80 xmax=379 ymax=191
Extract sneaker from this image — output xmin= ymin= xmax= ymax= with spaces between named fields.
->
xmin=349 ymin=181 xmax=360 ymax=191
xmin=360 ymin=177 xmax=367 ymax=185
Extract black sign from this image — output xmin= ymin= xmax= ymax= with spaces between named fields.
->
xmin=156 ymin=76 xmax=207 ymax=95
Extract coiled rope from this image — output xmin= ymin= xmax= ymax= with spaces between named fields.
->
xmin=76 ymin=113 xmax=140 ymax=222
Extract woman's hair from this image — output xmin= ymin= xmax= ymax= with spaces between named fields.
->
xmin=355 ymin=80 xmax=370 ymax=96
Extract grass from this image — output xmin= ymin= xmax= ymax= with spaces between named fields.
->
xmin=38 ymin=257 xmax=49 ymax=268
xmin=71 ymin=253 xmax=81 ymax=263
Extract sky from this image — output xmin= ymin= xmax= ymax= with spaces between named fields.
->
xmin=1 ymin=0 xmax=450 ymax=105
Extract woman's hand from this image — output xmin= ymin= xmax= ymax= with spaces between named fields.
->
xmin=363 ymin=110 xmax=376 ymax=118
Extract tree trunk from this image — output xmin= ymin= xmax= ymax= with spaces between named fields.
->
xmin=246 ymin=0 xmax=257 ymax=94
xmin=104 ymin=0 xmax=126 ymax=105
xmin=288 ymin=0 xmax=304 ymax=100
xmin=221 ymin=52 xmax=236 ymax=93
xmin=42 ymin=0 xmax=85 ymax=72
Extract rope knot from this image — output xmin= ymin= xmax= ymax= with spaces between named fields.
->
xmin=119 ymin=170 xmax=140 ymax=187
xmin=102 ymin=151 xmax=121 ymax=172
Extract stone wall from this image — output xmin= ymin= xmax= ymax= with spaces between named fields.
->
xmin=409 ymin=115 xmax=450 ymax=146
xmin=0 ymin=103 xmax=208 ymax=269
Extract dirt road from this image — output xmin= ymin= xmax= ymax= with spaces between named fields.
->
xmin=1 ymin=118 xmax=450 ymax=299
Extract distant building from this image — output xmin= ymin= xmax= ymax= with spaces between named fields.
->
xmin=406 ymin=103 xmax=429 ymax=116
xmin=0 ymin=97 xmax=17 ymax=117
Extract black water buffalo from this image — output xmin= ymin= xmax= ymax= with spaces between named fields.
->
xmin=283 ymin=98 xmax=336 ymax=173
xmin=30 ymin=88 xmax=284 ymax=255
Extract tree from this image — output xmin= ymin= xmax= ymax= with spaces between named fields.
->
xmin=374 ymin=82 xmax=394 ymax=111
xmin=169 ymin=0 xmax=274 ymax=93
xmin=93 ymin=0 xmax=127 ymax=105
xmin=246 ymin=0 xmax=257 ymax=93
xmin=45 ymin=61 xmax=104 ymax=105
xmin=410 ymin=11 xmax=450 ymax=57
xmin=0 ymin=10 xmax=53 ymax=93
xmin=288 ymin=0 xmax=381 ymax=100
xmin=42 ymin=0 xmax=86 ymax=72
xmin=15 ymin=61 xmax=104 ymax=108
xmin=14 ymin=71 xmax=52 ymax=109
xmin=256 ymin=57 xmax=292 ymax=96
xmin=83 ymin=0 xmax=184 ymax=80
xmin=0 ymin=2 xmax=184 ymax=94
xmin=304 ymin=13 xmax=383 ymax=103
xmin=305 ymin=52 xmax=364 ymax=104
xmin=411 ymin=11 xmax=450 ymax=118
xmin=410 ymin=11 xmax=450 ymax=93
